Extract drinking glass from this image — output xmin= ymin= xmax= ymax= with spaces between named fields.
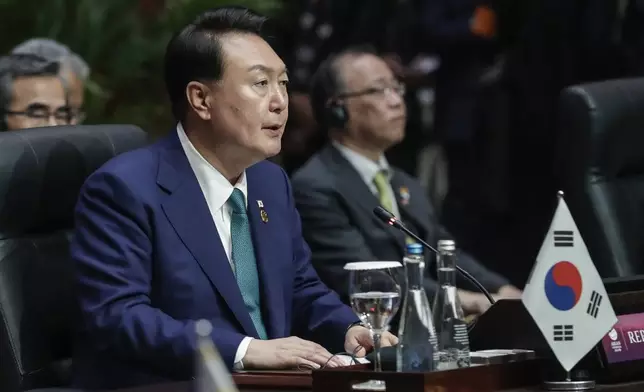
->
xmin=345 ymin=261 xmax=403 ymax=391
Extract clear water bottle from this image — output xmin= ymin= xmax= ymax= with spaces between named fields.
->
xmin=396 ymin=243 xmax=439 ymax=372
xmin=432 ymin=239 xmax=471 ymax=370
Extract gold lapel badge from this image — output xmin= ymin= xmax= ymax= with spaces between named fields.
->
xmin=399 ymin=186 xmax=410 ymax=206
xmin=257 ymin=200 xmax=268 ymax=223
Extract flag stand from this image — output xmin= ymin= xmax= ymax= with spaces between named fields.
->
xmin=542 ymin=371 xmax=595 ymax=391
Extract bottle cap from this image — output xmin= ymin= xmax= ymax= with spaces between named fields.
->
xmin=437 ymin=239 xmax=455 ymax=252
xmin=406 ymin=242 xmax=423 ymax=255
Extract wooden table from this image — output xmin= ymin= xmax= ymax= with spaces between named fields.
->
xmin=110 ymin=376 xmax=644 ymax=392
xmin=506 ymin=382 xmax=644 ymax=392
xmin=113 ymin=380 xmax=306 ymax=392
xmin=102 ymin=358 xmax=644 ymax=392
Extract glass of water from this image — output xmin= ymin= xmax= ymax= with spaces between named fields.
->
xmin=345 ymin=261 xmax=403 ymax=391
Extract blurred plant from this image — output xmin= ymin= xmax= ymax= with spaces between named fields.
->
xmin=0 ymin=0 xmax=285 ymax=137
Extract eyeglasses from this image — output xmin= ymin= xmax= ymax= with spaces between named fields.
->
xmin=4 ymin=104 xmax=84 ymax=125
xmin=336 ymin=82 xmax=406 ymax=100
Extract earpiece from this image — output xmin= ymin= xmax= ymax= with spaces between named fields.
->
xmin=324 ymin=99 xmax=349 ymax=129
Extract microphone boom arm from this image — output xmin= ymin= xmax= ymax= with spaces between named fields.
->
xmin=373 ymin=206 xmax=496 ymax=305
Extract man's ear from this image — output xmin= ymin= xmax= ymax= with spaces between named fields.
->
xmin=186 ymin=81 xmax=212 ymax=121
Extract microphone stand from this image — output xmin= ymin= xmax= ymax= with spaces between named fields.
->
xmin=373 ymin=206 xmax=496 ymax=305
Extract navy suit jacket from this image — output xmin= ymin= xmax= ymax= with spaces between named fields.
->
xmin=71 ymin=131 xmax=357 ymax=389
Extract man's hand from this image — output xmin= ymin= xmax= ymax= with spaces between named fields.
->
xmin=243 ymin=337 xmax=345 ymax=369
xmin=496 ymin=285 xmax=522 ymax=299
xmin=458 ymin=290 xmax=494 ymax=316
xmin=459 ymin=286 xmax=523 ymax=316
xmin=345 ymin=325 xmax=398 ymax=357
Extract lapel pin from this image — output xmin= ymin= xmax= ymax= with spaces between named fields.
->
xmin=260 ymin=209 xmax=269 ymax=223
xmin=399 ymin=186 xmax=410 ymax=206
xmin=257 ymin=200 xmax=268 ymax=223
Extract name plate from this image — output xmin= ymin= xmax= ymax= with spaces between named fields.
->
xmin=601 ymin=311 xmax=644 ymax=364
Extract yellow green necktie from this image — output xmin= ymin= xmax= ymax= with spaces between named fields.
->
xmin=373 ymin=170 xmax=414 ymax=245
xmin=373 ymin=170 xmax=395 ymax=214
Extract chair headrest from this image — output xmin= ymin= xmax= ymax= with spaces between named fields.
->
xmin=560 ymin=78 xmax=644 ymax=179
xmin=0 ymin=124 xmax=147 ymax=238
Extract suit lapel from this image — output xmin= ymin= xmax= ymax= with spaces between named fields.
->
xmin=322 ymin=145 xmax=406 ymax=250
xmin=246 ymin=165 xmax=284 ymax=339
xmin=156 ymin=132 xmax=258 ymax=337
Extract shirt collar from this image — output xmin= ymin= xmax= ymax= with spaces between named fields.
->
xmin=332 ymin=140 xmax=392 ymax=185
xmin=177 ymin=123 xmax=248 ymax=210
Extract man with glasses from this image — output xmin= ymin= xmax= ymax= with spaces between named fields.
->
xmin=11 ymin=38 xmax=89 ymax=122
xmin=292 ymin=47 xmax=521 ymax=317
xmin=0 ymin=54 xmax=75 ymax=131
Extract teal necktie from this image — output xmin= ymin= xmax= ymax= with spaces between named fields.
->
xmin=228 ymin=189 xmax=268 ymax=339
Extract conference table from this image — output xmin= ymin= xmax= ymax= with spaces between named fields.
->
xmin=106 ymin=368 xmax=644 ymax=392
xmin=110 ymin=379 xmax=644 ymax=392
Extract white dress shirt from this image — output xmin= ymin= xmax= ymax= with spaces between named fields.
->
xmin=177 ymin=123 xmax=253 ymax=369
xmin=332 ymin=141 xmax=402 ymax=218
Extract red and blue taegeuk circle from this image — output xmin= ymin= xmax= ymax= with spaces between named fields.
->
xmin=544 ymin=261 xmax=583 ymax=311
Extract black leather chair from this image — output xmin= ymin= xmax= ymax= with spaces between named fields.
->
xmin=556 ymin=78 xmax=644 ymax=278
xmin=0 ymin=125 xmax=147 ymax=392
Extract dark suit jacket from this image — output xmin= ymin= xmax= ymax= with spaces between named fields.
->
xmin=71 ymin=132 xmax=357 ymax=390
xmin=291 ymin=144 xmax=509 ymax=303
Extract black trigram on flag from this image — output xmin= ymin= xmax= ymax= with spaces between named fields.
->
xmin=554 ymin=230 xmax=574 ymax=247
xmin=553 ymin=325 xmax=574 ymax=341
xmin=587 ymin=290 xmax=603 ymax=318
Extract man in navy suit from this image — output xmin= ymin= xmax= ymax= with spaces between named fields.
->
xmin=71 ymin=7 xmax=396 ymax=389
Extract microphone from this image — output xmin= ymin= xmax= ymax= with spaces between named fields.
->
xmin=373 ymin=206 xmax=495 ymax=305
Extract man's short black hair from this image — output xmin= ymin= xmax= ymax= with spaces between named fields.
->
xmin=164 ymin=6 xmax=268 ymax=122
xmin=309 ymin=45 xmax=377 ymax=131
xmin=0 ymin=53 xmax=60 ymax=110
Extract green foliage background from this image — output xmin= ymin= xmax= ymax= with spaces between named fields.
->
xmin=0 ymin=0 xmax=287 ymax=138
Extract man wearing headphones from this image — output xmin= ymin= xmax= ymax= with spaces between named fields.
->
xmin=0 ymin=54 xmax=71 ymax=131
xmin=291 ymin=47 xmax=521 ymax=316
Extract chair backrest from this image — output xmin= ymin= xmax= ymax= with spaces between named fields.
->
xmin=557 ymin=78 xmax=644 ymax=278
xmin=0 ymin=125 xmax=147 ymax=392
